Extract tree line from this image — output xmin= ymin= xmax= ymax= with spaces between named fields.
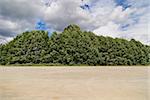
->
xmin=0 ymin=25 xmax=150 ymax=66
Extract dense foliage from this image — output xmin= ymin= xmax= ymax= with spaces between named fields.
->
xmin=0 ymin=25 xmax=150 ymax=65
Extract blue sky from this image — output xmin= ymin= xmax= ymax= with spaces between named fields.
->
xmin=115 ymin=0 xmax=130 ymax=9
xmin=0 ymin=0 xmax=149 ymax=45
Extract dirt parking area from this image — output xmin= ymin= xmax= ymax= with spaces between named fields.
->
xmin=0 ymin=67 xmax=149 ymax=100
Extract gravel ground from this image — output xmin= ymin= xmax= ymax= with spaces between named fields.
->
xmin=0 ymin=67 xmax=149 ymax=100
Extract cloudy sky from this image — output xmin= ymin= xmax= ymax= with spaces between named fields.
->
xmin=0 ymin=0 xmax=149 ymax=45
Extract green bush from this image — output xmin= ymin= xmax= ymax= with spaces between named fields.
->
xmin=0 ymin=25 xmax=150 ymax=66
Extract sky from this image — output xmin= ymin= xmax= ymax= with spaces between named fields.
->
xmin=0 ymin=0 xmax=149 ymax=45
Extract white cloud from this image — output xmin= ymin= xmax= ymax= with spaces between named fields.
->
xmin=93 ymin=5 xmax=136 ymax=38
xmin=0 ymin=35 xmax=13 ymax=44
xmin=0 ymin=0 xmax=149 ymax=45
xmin=110 ymin=6 xmax=136 ymax=23
xmin=91 ymin=0 xmax=149 ymax=45
xmin=93 ymin=22 xmax=122 ymax=38
xmin=0 ymin=19 xmax=18 ymax=30
xmin=122 ymin=12 xmax=149 ymax=45
xmin=44 ymin=0 xmax=93 ymax=30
